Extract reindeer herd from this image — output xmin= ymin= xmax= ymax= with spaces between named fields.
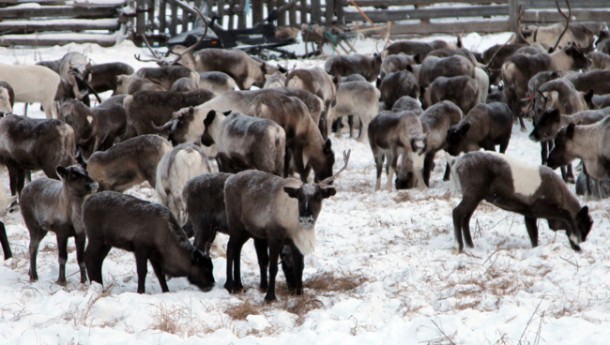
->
xmin=0 ymin=4 xmax=608 ymax=301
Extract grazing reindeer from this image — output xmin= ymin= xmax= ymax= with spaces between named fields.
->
xmin=183 ymin=172 xmax=304 ymax=292
xmin=452 ymin=151 xmax=592 ymax=253
xmin=368 ymin=111 xmax=426 ymax=191
xmin=83 ymin=191 xmax=215 ymax=293
xmin=224 ymin=151 xmax=349 ymax=301
xmin=20 ymin=165 xmax=98 ymax=284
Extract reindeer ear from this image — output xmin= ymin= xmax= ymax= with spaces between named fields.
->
xmin=204 ymin=110 xmax=216 ymax=126
xmin=223 ymin=110 xmax=231 ymax=116
xmin=406 ymin=64 xmax=413 ymax=73
xmin=56 ymin=166 xmax=68 ymax=179
xmin=566 ymin=123 xmax=576 ymax=138
xmin=413 ymin=54 xmax=421 ymax=64
xmin=320 ymin=187 xmax=336 ymax=199
xmin=284 ymin=187 xmax=300 ymax=199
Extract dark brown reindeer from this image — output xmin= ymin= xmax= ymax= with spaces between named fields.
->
xmin=452 ymin=151 xmax=592 ymax=253
xmin=324 ymin=53 xmax=382 ymax=83
xmin=83 ymin=191 xmax=215 ymax=293
xmin=224 ymin=151 xmax=349 ymax=301
xmin=201 ymin=110 xmax=286 ymax=176
xmin=20 ymin=164 xmax=98 ymax=284
xmin=58 ymin=97 xmax=128 ymax=159
xmin=379 ymin=69 xmax=419 ymax=110
xmin=124 ymin=89 xmax=214 ymax=137
xmin=0 ymin=114 xmax=77 ymax=196
xmin=445 ymin=102 xmax=513 ymax=156
xmin=422 ymin=75 xmax=479 ymax=114
xmin=530 ymin=107 xmax=610 ymax=144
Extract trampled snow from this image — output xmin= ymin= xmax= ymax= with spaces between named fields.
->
xmin=0 ymin=32 xmax=609 ymax=345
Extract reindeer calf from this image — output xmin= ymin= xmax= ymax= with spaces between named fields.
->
xmin=20 ymin=165 xmax=98 ymax=284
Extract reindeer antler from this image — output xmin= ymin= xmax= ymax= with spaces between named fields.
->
xmin=172 ymin=7 xmax=209 ymax=65
xmin=134 ymin=35 xmax=167 ymax=64
xmin=318 ymin=149 xmax=351 ymax=186
xmin=552 ymin=0 xmax=571 ymax=51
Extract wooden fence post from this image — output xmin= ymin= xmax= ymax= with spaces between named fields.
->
xmin=508 ymin=0 xmax=519 ymax=32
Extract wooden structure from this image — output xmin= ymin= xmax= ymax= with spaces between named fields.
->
xmin=134 ymin=0 xmax=610 ymax=45
xmin=0 ymin=0 xmax=129 ymax=47
xmin=0 ymin=0 xmax=607 ymax=47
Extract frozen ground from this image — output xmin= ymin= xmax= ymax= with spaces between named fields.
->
xmin=0 ymin=33 xmax=609 ymax=344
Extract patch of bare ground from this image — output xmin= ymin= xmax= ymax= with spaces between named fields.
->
xmin=225 ymin=271 xmax=367 ymax=326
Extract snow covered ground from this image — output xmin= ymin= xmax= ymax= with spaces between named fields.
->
xmin=1 ymin=33 xmax=610 ymax=344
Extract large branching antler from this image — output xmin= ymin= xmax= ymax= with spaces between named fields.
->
xmin=172 ymin=7 xmax=209 ymax=65
xmin=318 ymin=150 xmax=351 ymax=186
xmin=552 ymin=0 xmax=572 ymax=51
xmin=134 ymin=35 xmax=167 ymax=64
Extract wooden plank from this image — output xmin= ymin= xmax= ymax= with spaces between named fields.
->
xmin=518 ymin=0 xmax=607 ymax=9
xmin=311 ymin=0 xmax=321 ymax=24
xmin=389 ymin=20 xmax=511 ymax=35
xmin=343 ymin=5 xmax=508 ymax=22
xmin=252 ymin=0 xmax=263 ymax=25
xmin=0 ymin=4 xmax=120 ymax=19
xmin=0 ymin=19 xmax=119 ymax=33
xmin=136 ymin=0 xmax=146 ymax=39
xmin=325 ymin=0 xmax=334 ymax=25
xmin=523 ymin=9 xmax=610 ymax=24
xmin=347 ymin=0 xmax=508 ymax=7
xmin=0 ymin=34 xmax=118 ymax=47
xmin=159 ymin=0 xmax=167 ymax=33
xmin=300 ymin=0 xmax=307 ymax=24
xmin=170 ymin=1 xmax=178 ymax=36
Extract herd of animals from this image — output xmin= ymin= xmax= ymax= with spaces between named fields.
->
xmin=0 ymin=16 xmax=608 ymax=302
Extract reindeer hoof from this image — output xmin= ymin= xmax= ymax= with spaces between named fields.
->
xmin=56 ymin=279 xmax=67 ymax=286
xmin=264 ymin=294 xmax=277 ymax=302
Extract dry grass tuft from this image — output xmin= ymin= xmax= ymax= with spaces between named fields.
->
xmin=393 ymin=192 xmax=411 ymax=203
xmin=305 ymin=271 xmax=367 ymax=293
xmin=281 ymin=294 xmax=324 ymax=325
xmin=151 ymin=303 xmax=181 ymax=334
xmin=225 ymin=300 xmax=261 ymax=321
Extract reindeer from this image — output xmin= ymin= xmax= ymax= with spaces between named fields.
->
xmin=223 ymin=151 xmax=349 ymax=301
xmin=20 ymin=165 xmax=98 ymax=284
xmin=452 ymin=151 xmax=592 ymax=253
xmin=161 ymin=90 xmax=334 ymax=182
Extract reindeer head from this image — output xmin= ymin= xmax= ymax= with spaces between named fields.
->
xmin=529 ymin=108 xmax=561 ymax=142
xmin=546 ymin=122 xmax=576 ymax=169
xmin=57 ymin=164 xmax=98 ymax=197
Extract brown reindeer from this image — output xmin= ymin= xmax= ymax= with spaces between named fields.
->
xmin=452 ymin=151 xmax=592 ymax=253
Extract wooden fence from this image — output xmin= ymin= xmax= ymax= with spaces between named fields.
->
xmin=0 ymin=0 xmax=129 ymax=47
xmin=135 ymin=0 xmax=610 ymax=45
xmin=0 ymin=0 xmax=607 ymax=47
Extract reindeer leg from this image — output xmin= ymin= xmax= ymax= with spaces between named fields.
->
xmin=452 ymin=195 xmax=482 ymax=253
xmin=387 ymin=151 xmax=398 ymax=191
xmin=253 ymin=238 xmax=269 ymax=290
xmin=423 ymin=152 xmax=435 ymax=187
xmin=150 ymin=259 xmax=169 ymax=293
xmin=265 ymin=239 xmax=282 ymax=302
xmin=84 ymin=242 xmax=111 ymax=286
xmin=524 ymin=216 xmax=539 ymax=247
xmin=134 ymin=249 xmax=149 ymax=293
xmin=56 ymin=233 xmax=69 ymax=286
xmin=0 ymin=222 xmax=11 ymax=260
xmin=443 ymin=161 xmax=451 ymax=181
xmin=28 ymin=227 xmax=46 ymax=281
xmin=74 ymin=232 xmax=87 ymax=284
xmin=374 ymin=153 xmax=384 ymax=191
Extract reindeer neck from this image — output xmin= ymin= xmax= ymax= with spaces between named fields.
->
xmin=550 ymin=50 xmax=575 ymax=71
xmin=571 ymin=124 xmax=604 ymax=160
